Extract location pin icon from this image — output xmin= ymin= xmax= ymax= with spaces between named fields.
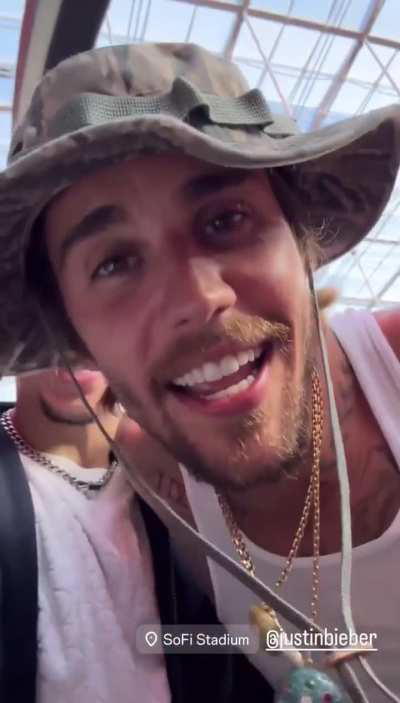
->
xmin=145 ymin=631 xmax=158 ymax=648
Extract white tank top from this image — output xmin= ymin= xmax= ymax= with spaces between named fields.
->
xmin=182 ymin=309 xmax=400 ymax=701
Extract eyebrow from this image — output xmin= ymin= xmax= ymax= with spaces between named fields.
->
xmin=59 ymin=204 xmax=127 ymax=267
xmin=58 ymin=169 xmax=253 ymax=266
xmin=182 ymin=169 xmax=253 ymax=200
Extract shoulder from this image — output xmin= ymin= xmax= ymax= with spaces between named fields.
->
xmin=374 ymin=309 xmax=400 ymax=360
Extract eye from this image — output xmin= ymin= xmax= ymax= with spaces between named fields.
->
xmin=198 ymin=203 xmax=255 ymax=247
xmin=205 ymin=211 xmax=246 ymax=236
xmin=91 ymin=254 xmax=140 ymax=280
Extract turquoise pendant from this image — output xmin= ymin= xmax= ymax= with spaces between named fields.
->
xmin=275 ymin=667 xmax=351 ymax=702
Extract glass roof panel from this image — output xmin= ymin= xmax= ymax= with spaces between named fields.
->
xmin=250 ymin=0 xmax=371 ymax=31
xmin=0 ymin=74 xmax=14 ymax=104
xmin=363 ymin=85 xmax=399 ymax=112
xmin=0 ymin=108 xmax=11 ymax=167
xmin=334 ymin=0 xmax=372 ymax=31
xmin=261 ymin=70 xmax=297 ymax=105
xmin=370 ymin=206 xmax=400 ymax=242
xmin=329 ymin=79 xmax=371 ymax=113
xmin=0 ymin=111 xmax=11 ymax=135
xmin=357 ymin=251 xmax=399 ymax=299
xmin=294 ymin=76 xmax=333 ymax=110
xmin=0 ymin=144 xmax=7 ymax=169
xmin=140 ymin=0 xmax=194 ymax=43
xmin=0 ymin=0 xmax=25 ymax=18
xmin=189 ymin=8 xmax=236 ymax=52
xmin=234 ymin=59 xmax=264 ymax=87
xmin=320 ymin=249 xmax=359 ymax=284
xmin=269 ymin=25 xmax=321 ymax=68
xmin=313 ymin=35 xmax=355 ymax=74
xmin=0 ymin=17 xmax=21 ymax=63
xmin=104 ymin=0 xmax=139 ymax=37
xmin=233 ymin=18 xmax=282 ymax=61
xmin=382 ymin=275 xmax=400 ymax=302
xmin=249 ymin=0 xmax=292 ymax=13
xmin=371 ymin=0 xmax=400 ymax=39
xmin=293 ymin=0 xmax=370 ymax=29
xmin=291 ymin=0 xmax=342 ymax=24
xmin=337 ymin=263 xmax=368 ymax=298
xmin=382 ymin=49 xmax=400 ymax=90
xmin=348 ymin=44 xmax=394 ymax=84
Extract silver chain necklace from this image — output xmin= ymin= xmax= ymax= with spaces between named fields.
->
xmin=0 ymin=409 xmax=117 ymax=498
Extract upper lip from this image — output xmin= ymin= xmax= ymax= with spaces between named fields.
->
xmin=161 ymin=338 xmax=274 ymax=387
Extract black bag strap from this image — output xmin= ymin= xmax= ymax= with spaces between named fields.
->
xmin=0 ymin=422 xmax=38 ymax=702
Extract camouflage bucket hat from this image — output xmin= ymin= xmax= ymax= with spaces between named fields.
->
xmin=1 ymin=42 xmax=400 ymax=375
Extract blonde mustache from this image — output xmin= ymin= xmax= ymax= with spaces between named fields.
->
xmin=221 ymin=317 xmax=290 ymax=348
xmin=155 ymin=316 xmax=291 ymax=383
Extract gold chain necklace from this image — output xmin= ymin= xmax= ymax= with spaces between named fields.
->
xmin=218 ymin=369 xmax=323 ymax=637
xmin=0 ymin=409 xmax=117 ymax=498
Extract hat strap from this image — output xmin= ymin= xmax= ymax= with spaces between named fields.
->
xmin=48 ymin=77 xmax=297 ymax=139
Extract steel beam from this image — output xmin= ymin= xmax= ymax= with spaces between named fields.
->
xmin=376 ymin=269 xmax=400 ymax=299
xmin=335 ymin=295 xmax=398 ymax=307
xmin=310 ymin=0 xmax=385 ymax=127
xmin=172 ymin=0 xmax=400 ymax=52
xmin=365 ymin=40 xmax=400 ymax=97
xmin=223 ymin=0 xmax=250 ymax=60
xmin=244 ymin=14 xmax=293 ymax=117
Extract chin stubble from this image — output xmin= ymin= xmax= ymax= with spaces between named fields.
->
xmin=110 ymin=310 xmax=315 ymax=491
xmin=158 ymin=314 xmax=315 ymax=490
xmin=159 ymin=358 xmax=313 ymax=491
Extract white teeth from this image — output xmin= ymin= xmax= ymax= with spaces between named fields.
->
xmin=206 ymin=374 xmax=255 ymax=400
xmin=192 ymin=368 xmax=205 ymax=384
xmin=173 ymin=346 xmax=262 ymax=387
xmin=221 ymin=355 xmax=240 ymax=376
xmin=203 ymin=362 xmax=221 ymax=382
xmin=185 ymin=371 xmax=194 ymax=385
xmin=237 ymin=350 xmax=249 ymax=366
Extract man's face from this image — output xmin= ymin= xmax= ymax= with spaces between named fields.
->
xmin=17 ymin=368 xmax=109 ymax=426
xmin=45 ymin=153 xmax=314 ymax=489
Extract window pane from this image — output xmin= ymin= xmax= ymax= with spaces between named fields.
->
xmin=190 ymin=8 xmax=235 ymax=53
xmin=372 ymin=0 xmax=400 ymax=40
xmin=0 ymin=75 xmax=14 ymax=105
xmin=0 ymin=19 xmax=20 ymax=63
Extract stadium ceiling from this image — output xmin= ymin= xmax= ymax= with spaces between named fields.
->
xmin=0 ymin=0 xmax=399 ymax=314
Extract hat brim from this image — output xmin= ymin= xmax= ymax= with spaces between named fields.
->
xmin=1 ymin=104 xmax=400 ymax=374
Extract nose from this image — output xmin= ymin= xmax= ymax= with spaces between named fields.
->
xmin=164 ymin=256 xmax=237 ymax=333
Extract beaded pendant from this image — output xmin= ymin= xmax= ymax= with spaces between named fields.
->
xmin=275 ymin=667 xmax=351 ymax=703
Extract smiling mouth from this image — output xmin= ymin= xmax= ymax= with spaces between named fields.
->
xmin=167 ymin=341 xmax=275 ymax=407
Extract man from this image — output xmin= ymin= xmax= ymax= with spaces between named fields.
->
xmin=0 ymin=367 xmax=268 ymax=702
xmin=9 ymin=368 xmax=119 ymax=469
xmin=0 ymin=369 xmax=162 ymax=701
xmin=0 ymin=42 xmax=399 ymax=702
